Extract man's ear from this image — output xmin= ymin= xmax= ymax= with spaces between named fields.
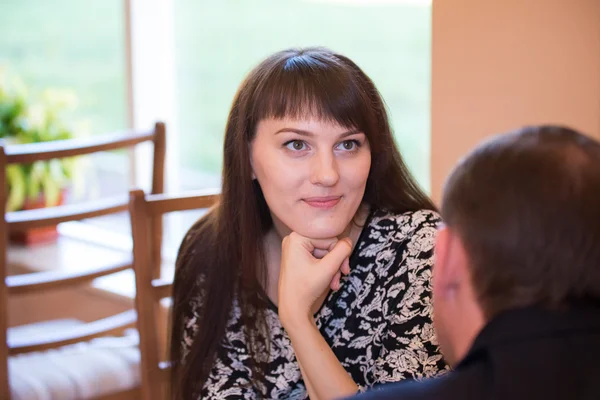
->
xmin=434 ymin=225 xmax=469 ymax=295
xmin=433 ymin=225 xmax=450 ymax=292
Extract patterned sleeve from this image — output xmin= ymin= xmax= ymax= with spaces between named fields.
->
xmin=372 ymin=211 xmax=448 ymax=384
xmin=184 ymin=299 xmax=257 ymax=399
xmin=199 ymin=357 xmax=253 ymax=399
xmin=175 ymin=224 xmax=257 ymax=399
xmin=180 ymin=295 xmax=201 ymax=363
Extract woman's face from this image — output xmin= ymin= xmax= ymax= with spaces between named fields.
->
xmin=251 ymin=117 xmax=371 ymax=239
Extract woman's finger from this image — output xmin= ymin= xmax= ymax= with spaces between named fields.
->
xmin=330 ymin=270 xmax=341 ymax=291
xmin=313 ymin=248 xmax=329 ymax=259
xmin=341 ymin=257 xmax=350 ymax=275
xmin=319 ymin=238 xmax=353 ymax=275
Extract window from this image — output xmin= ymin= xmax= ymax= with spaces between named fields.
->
xmin=0 ymin=0 xmax=130 ymax=201
xmin=0 ymin=1 xmax=126 ymax=134
xmin=1 ymin=0 xmax=133 ymax=295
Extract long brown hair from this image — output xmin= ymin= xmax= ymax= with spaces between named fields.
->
xmin=170 ymin=47 xmax=435 ymax=399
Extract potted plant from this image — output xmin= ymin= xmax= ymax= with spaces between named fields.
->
xmin=0 ymin=69 xmax=87 ymax=244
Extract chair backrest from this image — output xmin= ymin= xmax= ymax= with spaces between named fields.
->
xmin=0 ymin=122 xmax=166 ymax=400
xmin=129 ymin=188 xmax=219 ymax=400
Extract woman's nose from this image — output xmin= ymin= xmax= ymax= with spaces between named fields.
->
xmin=309 ymin=152 xmax=339 ymax=187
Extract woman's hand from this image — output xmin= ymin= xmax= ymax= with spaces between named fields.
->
xmin=278 ymin=232 xmax=352 ymax=329
xmin=277 ymin=232 xmax=360 ymax=399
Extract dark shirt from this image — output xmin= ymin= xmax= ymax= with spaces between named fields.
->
xmin=350 ymin=306 xmax=600 ymax=400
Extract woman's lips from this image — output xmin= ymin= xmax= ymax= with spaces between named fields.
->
xmin=302 ymin=196 xmax=341 ymax=209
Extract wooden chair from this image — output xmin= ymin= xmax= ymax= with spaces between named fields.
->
xmin=0 ymin=122 xmax=166 ymax=400
xmin=129 ymin=189 xmax=219 ymax=400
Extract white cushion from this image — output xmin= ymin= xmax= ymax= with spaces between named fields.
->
xmin=8 ymin=320 xmax=140 ymax=400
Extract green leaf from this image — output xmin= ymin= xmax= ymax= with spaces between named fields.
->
xmin=42 ymin=173 xmax=61 ymax=207
xmin=6 ymin=164 xmax=27 ymax=212
xmin=1 ymin=68 xmax=86 ymax=208
xmin=27 ymin=161 xmax=46 ymax=200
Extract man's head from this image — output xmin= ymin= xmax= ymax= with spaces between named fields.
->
xmin=433 ymin=125 xmax=600 ymax=366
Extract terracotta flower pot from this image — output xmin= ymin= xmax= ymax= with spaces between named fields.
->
xmin=8 ymin=190 xmax=66 ymax=245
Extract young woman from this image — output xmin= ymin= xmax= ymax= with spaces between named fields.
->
xmin=171 ymin=47 xmax=446 ymax=400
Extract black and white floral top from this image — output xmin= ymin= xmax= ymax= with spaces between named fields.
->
xmin=182 ymin=209 xmax=447 ymax=399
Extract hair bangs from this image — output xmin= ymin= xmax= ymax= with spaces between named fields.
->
xmin=249 ymin=51 xmax=370 ymax=133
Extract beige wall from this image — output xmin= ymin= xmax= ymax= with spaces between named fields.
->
xmin=431 ymin=0 xmax=600 ymax=203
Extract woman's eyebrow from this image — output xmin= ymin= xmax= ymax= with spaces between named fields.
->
xmin=274 ymin=128 xmax=362 ymax=138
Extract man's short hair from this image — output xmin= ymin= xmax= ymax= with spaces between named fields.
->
xmin=441 ymin=125 xmax=600 ymax=318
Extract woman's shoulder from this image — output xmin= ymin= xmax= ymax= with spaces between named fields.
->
xmin=175 ymin=210 xmax=217 ymax=276
xmin=353 ymin=208 xmax=440 ymax=264
xmin=179 ymin=210 xmax=216 ymax=249
xmin=351 ymin=208 xmax=439 ymax=288
xmin=366 ymin=208 xmax=441 ymax=239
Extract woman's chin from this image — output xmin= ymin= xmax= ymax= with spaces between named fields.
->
xmin=294 ymin=224 xmax=348 ymax=240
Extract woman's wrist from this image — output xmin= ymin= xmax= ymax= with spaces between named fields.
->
xmin=279 ymin=306 xmax=315 ymax=334
xmin=284 ymin=313 xmax=359 ymax=399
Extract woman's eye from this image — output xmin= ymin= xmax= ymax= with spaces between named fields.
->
xmin=338 ymin=140 xmax=359 ymax=151
xmin=285 ymin=140 xmax=307 ymax=151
